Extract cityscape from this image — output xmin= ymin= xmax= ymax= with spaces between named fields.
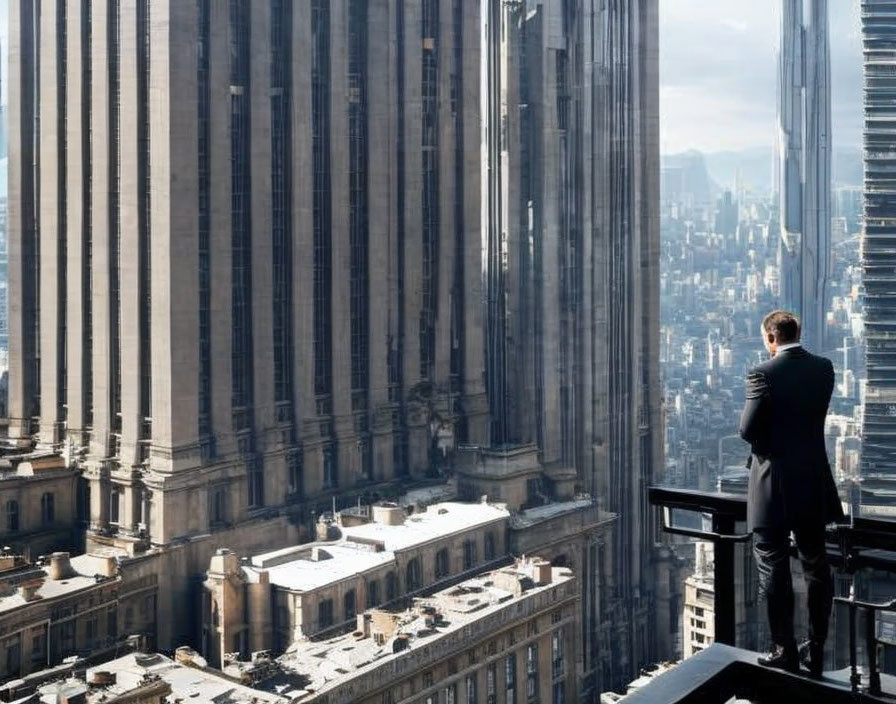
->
xmin=0 ymin=1 xmax=893 ymax=703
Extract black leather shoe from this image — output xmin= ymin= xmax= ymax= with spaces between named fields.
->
xmin=798 ymin=639 xmax=824 ymax=678
xmin=757 ymin=644 xmax=799 ymax=673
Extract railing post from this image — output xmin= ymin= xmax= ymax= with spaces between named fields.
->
xmin=713 ymin=513 xmax=737 ymax=646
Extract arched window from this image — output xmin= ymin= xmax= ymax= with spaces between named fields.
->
xmin=435 ymin=548 xmax=450 ymax=579
xmin=5 ymin=501 xmax=19 ymax=532
xmin=484 ymin=532 xmax=497 ymax=561
xmin=41 ymin=493 xmax=55 ymax=526
xmin=366 ymin=579 xmax=380 ymax=609
xmin=406 ymin=558 xmax=422 ymax=592
xmin=344 ymin=589 xmax=357 ymax=621
xmin=385 ymin=571 xmax=398 ymax=601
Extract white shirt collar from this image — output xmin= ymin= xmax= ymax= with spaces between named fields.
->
xmin=776 ymin=342 xmax=802 ymax=352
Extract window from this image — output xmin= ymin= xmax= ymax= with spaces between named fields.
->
xmin=385 ymin=571 xmax=398 ymax=601
xmin=366 ymin=579 xmax=379 ymax=609
xmin=107 ymin=609 xmax=117 ymax=640
xmin=406 ymin=557 xmax=422 ymax=592
xmin=484 ymin=532 xmax=496 ymax=561
xmin=344 ymin=589 xmax=357 ymax=621
xmin=318 ymin=599 xmax=334 ymax=629
xmin=109 ymin=486 xmax=122 ymax=525
xmin=463 ymin=539 xmax=477 ymax=570
xmin=486 ymin=663 xmax=497 ymax=704
xmin=552 ymin=629 xmax=564 ymax=680
xmin=197 ymin=0 xmax=212 ymax=439
xmin=323 ymin=444 xmax=338 ymax=489
xmin=41 ymin=493 xmax=55 ymax=525
xmin=423 ymin=671 xmax=434 ymax=687
xmin=435 ymin=548 xmax=450 ymax=579
xmin=505 ymin=653 xmax=517 ymax=703
xmin=86 ymin=617 xmax=98 ymax=645
xmin=30 ymin=630 xmax=45 ymax=660
xmin=6 ymin=501 xmax=19 ymax=532
xmin=526 ymin=644 xmax=538 ymax=700
xmin=551 ymin=682 xmax=564 ymax=704
xmin=210 ymin=486 xmax=227 ymax=525
xmin=465 ymin=674 xmax=478 ymax=704
xmin=248 ymin=460 xmax=264 ymax=508
xmin=443 ymin=684 xmax=456 ymax=704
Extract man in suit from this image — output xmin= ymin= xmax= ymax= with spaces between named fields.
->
xmin=740 ymin=310 xmax=844 ymax=677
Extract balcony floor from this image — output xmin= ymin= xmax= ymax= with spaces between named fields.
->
xmin=622 ymin=644 xmax=896 ymax=703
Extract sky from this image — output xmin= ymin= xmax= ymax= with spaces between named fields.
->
xmin=0 ymin=1 xmax=861 ymax=153
xmin=659 ymin=0 xmax=863 ymax=154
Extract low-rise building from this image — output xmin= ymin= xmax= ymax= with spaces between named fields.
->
xmin=201 ymin=501 xmax=511 ymax=666
xmin=0 ymin=550 xmax=158 ymax=680
xmin=0 ymin=452 xmax=82 ymax=557
xmin=237 ymin=558 xmax=579 ymax=704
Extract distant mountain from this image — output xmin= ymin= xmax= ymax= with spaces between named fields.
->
xmin=661 ymin=150 xmax=716 ymax=204
xmin=662 ymin=145 xmax=864 ymax=198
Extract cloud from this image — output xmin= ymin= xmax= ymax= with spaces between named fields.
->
xmin=660 ymin=0 xmax=862 ymax=153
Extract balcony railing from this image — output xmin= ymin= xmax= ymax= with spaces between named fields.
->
xmin=643 ymin=486 xmax=896 ymax=702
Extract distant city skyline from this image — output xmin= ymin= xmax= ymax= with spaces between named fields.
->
xmin=660 ymin=0 xmax=862 ymax=154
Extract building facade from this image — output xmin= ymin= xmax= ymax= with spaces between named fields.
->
xmin=8 ymin=0 xmax=487 ymax=549
xmin=776 ymin=0 xmax=832 ymax=352
xmin=860 ymin=0 xmax=896 ymax=494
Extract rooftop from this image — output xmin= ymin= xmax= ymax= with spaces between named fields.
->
xmin=36 ymin=652 xmax=287 ymax=704
xmin=245 ymin=501 xmax=509 ymax=593
xmin=238 ymin=558 xmax=574 ymax=702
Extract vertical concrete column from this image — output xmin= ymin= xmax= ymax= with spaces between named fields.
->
xmin=290 ymin=2 xmax=314 ymax=494
xmin=434 ymin=0 xmax=455 ymax=390
xmin=402 ymin=1 xmax=425 ymax=471
xmin=461 ymin=1 xmax=488 ymax=444
xmin=208 ymin=0 xmax=234 ymax=458
xmin=366 ymin=0 xmax=394 ymax=480
xmin=250 ymin=2 xmax=275 ymax=469
xmin=89 ymin=0 xmax=113 ymax=462
xmin=118 ymin=0 xmax=141 ymax=468
xmin=65 ymin=1 xmax=86 ymax=441
xmin=7 ymin=0 xmax=35 ymax=442
xmin=38 ymin=2 xmax=62 ymax=447
xmin=150 ymin=0 xmax=200 ymax=471
xmin=402 ymin=1 xmax=422 ymax=391
xmin=329 ymin=1 xmax=355 ymax=483
xmin=540 ymin=45 xmax=562 ymax=468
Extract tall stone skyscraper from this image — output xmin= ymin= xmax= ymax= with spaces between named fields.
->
xmin=8 ymin=0 xmax=664 ymax=678
xmin=8 ymin=0 xmax=487 ymax=550
xmin=860 ymin=1 xmax=896 ymax=493
xmin=777 ymin=0 xmax=832 ymax=352
xmin=484 ymin=0 xmax=664 ymax=679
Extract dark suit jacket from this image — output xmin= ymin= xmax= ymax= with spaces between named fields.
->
xmin=739 ymin=346 xmax=845 ymax=532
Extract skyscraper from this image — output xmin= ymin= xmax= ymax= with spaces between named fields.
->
xmin=860 ymin=0 xmax=896 ymax=495
xmin=8 ymin=0 xmax=664 ymax=680
xmin=777 ymin=0 xmax=832 ymax=353
xmin=484 ymin=0 xmax=664 ymax=678
xmin=8 ymin=0 xmax=487 ymax=549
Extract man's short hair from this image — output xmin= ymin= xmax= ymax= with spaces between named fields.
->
xmin=762 ymin=310 xmax=801 ymax=343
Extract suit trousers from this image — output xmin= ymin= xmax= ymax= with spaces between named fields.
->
xmin=753 ymin=523 xmax=833 ymax=648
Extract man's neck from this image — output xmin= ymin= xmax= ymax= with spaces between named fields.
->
xmin=776 ymin=342 xmax=801 ymax=353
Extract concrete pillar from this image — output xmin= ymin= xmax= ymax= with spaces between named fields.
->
xmin=118 ymin=0 xmax=141 ymax=468
xmin=366 ymin=0 xmax=395 ymax=481
xmin=208 ymin=0 xmax=234 ymax=457
xmin=290 ymin=1 xmax=314 ymax=495
xmin=434 ymin=0 xmax=455 ymax=390
xmin=461 ymin=0 xmax=488 ymax=445
xmin=89 ymin=0 xmax=113 ymax=462
xmin=65 ymin=1 xmax=87 ymax=442
xmin=7 ymin=0 xmax=37 ymax=443
xmin=38 ymin=2 xmax=63 ymax=447
xmin=329 ymin=1 xmax=355 ymax=486
xmin=250 ymin=1 xmax=275 ymax=500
